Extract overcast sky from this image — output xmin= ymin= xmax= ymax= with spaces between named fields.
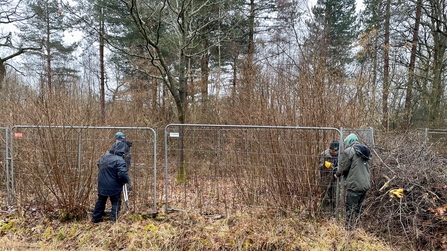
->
xmin=308 ymin=0 xmax=365 ymax=13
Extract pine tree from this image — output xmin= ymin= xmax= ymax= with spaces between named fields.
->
xmin=17 ymin=0 xmax=78 ymax=94
xmin=306 ymin=0 xmax=358 ymax=79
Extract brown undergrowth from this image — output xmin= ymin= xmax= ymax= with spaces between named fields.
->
xmin=0 ymin=209 xmax=398 ymax=251
xmin=362 ymin=131 xmax=447 ymax=250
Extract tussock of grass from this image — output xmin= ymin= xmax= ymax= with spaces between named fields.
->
xmin=0 ymin=210 xmax=401 ymax=251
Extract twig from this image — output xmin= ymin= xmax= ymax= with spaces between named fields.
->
xmin=372 ymin=148 xmax=396 ymax=174
xmin=379 ymin=175 xmax=395 ymax=192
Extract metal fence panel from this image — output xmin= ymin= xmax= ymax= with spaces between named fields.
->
xmin=341 ymin=127 xmax=375 ymax=148
xmin=0 ymin=127 xmax=10 ymax=206
xmin=423 ymin=128 xmax=447 ymax=157
xmin=10 ymin=126 xmax=157 ymax=214
xmin=164 ymin=124 xmax=341 ymax=217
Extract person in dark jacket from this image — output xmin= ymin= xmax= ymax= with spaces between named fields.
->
xmin=334 ymin=133 xmax=371 ymax=230
xmin=92 ymin=141 xmax=131 ymax=223
xmin=319 ymin=140 xmax=339 ymax=214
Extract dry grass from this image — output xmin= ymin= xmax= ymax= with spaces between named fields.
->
xmin=0 ymin=209 xmax=401 ymax=251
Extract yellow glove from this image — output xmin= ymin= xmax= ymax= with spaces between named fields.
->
xmin=324 ymin=161 xmax=333 ymax=169
xmin=389 ymin=188 xmax=404 ymax=199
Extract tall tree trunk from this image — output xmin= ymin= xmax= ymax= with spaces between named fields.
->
xmin=0 ymin=62 xmax=5 ymax=85
xmin=99 ymin=7 xmax=106 ymax=124
xmin=200 ymin=48 xmax=209 ymax=110
xmin=175 ymin=7 xmax=188 ymax=182
xmin=231 ymin=55 xmax=237 ymax=101
xmin=242 ymin=0 xmax=256 ymax=108
xmin=431 ymin=42 xmax=446 ymax=126
xmin=45 ymin=6 xmax=52 ymax=94
xmin=152 ymin=78 xmax=157 ymax=112
xmin=371 ymin=31 xmax=379 ymax=123
xmin=403 ymin=0 xmax=421 ymax=130
xmin=248 ymin=0 xmax=255 ymax=65
xmin=382 ymin=0 xmax=391 ymax=131
xmin=428 ymin=0 xmax=447 ymax=127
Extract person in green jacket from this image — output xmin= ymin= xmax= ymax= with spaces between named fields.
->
xmin=334 ymin=133 xmax=371 ymax=230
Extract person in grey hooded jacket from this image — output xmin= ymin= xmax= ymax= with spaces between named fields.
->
xmin=334 ymin=133 xmax=371 ymax=230
xmin=92 ymin=141 xmax=131 ymax=223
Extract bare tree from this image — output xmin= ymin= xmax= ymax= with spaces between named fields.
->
xmin=0 ymin=0 xmax=41 ymax=84
xmin=403 ymin=0 xmax=422 ymax=130
xmin=424 ymin=0 xmax=447 ymax=126
xmin=382 ymin=0 xmax=391 ymax=131
xmin=108 ymin=0 xmax=245 ymax=180
xmin=118 ymin=0 xmax=220 ymax=124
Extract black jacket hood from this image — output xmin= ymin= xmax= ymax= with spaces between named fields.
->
xmin=353 ymin=144 xmax=371 ymax=160
xmin=109 ymin=141 xmax=128 ymax=156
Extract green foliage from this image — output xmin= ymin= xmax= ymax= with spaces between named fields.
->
xmin=359 ymin=0 xmax=383 ymax=32
xmin=143 ymin=223 xmax=159 ymax=233
xmin=0 ymin=220 xmax=16 ymax=231
xmin=56 ymin=232 xmax=66 ymax=240
xmin=16 ymin=0 xmax=79 ymax=90
xmin=131 ymin=214 xmax=143 ymax=221
xmin=307 ymin=0 xmax=358 ymax=72
xmin=42 ymin=226 xmax=53 ymax=240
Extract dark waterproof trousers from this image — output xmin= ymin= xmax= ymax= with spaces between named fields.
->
xmin=322 ymin=177 xmax=337 ymax=214
xmin=92 ymin=193 xmax=122 ymax=223
xmin=345 ymin=189 xmax=366 ymax=230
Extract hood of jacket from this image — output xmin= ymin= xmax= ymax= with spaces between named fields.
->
xmin=109 ymin=141 xmax=128 ymax=157
xmin=353 ymin=144 xmax=371 ymax=160
xmin=344 ymin=133 xmax=358 ymax=148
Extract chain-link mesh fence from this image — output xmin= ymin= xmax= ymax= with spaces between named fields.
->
xmin=341 ymin=127 xmax=375 ymax=148
xmin=0 ymin=127 xmax=9 ymax=207
xmin=423 ymin=128 xmax=447 ymax=157
xmin=164 ymin=124 xmax=342 ymax=217
xmin=3 ymin=125 xmax=381 ymax=219
xmin=10 ymin=126 xmax=157 ymax=216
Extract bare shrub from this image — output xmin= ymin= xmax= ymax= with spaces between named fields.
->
xmin=9 ymin=91 xmax=105 ymax=220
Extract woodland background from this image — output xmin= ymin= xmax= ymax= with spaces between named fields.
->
xmin=1 ymin=0 xmax=446 ymax=130
xmin=1 ymin=0 xmax=447 ymax=250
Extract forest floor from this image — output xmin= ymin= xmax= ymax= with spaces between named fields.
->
xmin=0 ymin=204 xmax=403 ymax=251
